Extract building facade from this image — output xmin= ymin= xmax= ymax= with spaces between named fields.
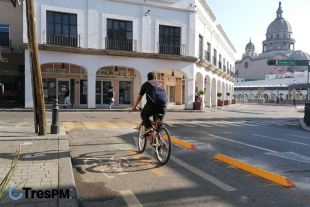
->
xmin=235 ymin=2 xmax=310 ymax=81
xmin=17 ymin=0 xmax=236 ymax=109
xmin=0 ymin=0 xmax=24 ymax=107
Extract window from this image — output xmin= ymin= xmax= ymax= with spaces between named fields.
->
xmin=199 ymin=35 xmax=203 ymax=59
xmin=106 ymin=19 xmax=133 ymax=51
xmin=0 ymin=25 xmax=10 ymax=47
xmin=213 ymin=49 xmax=217 ymax=66
xmin=277 ymin=34 xmax=279 ymax=39
xmin=271 ymin=35 xmax=273 ymax=39
xmin=218 ymin=54 xmax=222 ymax=69
xmin=223 ymin=58 xmax=226 ymax=71
xmin=244 ymin=62 xmax=249 ymax=68
xmin=46 ymin=11 xmax=78 ymax=46
xmin=159 ymin=25 xmax=181 ymax=55
xmin=206 ymin=42 xmax=211 ymax=62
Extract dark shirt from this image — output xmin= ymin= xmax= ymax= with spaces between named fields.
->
xmin=139 ymin=80 xmax=164 ymax=105
xmin=65 ymin=91 xmax=69 ymax=97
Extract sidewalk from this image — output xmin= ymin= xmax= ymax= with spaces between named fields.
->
xmin=0 ymin=122 xmax=78 ymax=207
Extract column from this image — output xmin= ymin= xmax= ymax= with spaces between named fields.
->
xmin=205 ymin=82 xmax=211 ymax=107
xmin=24 ymin=50 xmax=33 ymax=108
xmin=87 ymin=73 xmax=96 ymax=108
xmin=212 ymin=82 xmax=217 ymax=107
xmin=185 ymin=78 xmax=195 ymax=109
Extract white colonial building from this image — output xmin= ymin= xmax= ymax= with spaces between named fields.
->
xmin=20 ymin=0 xmax=236 ymax=109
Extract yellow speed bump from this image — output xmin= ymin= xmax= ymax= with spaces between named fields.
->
xmin=214 ymin=154 xmax=295 ymax=188
xmin=135 ymin=126 xmax=196 ymax=149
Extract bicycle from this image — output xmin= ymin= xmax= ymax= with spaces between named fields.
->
xmin=134 ymin=109 xmax=172 ymax=165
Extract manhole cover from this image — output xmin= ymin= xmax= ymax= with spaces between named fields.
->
xmin=22 ymin=153 xmax=46 ymax=158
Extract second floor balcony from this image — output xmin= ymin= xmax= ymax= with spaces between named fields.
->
xmin=204 ymin=50 xmax=210 ymax=62
xmin=105 ymin=38 xmax=137 ymax=52
xmin=45 ymin=31 xmax=80 ymax=47
xmin=0 ymin=38 xmax=11 ymax=47
xmin=157 ymin=43 xmax=186 ymax=56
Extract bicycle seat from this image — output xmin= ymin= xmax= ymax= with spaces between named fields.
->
xmin=154 ymin=114 xmax=163 ymax=119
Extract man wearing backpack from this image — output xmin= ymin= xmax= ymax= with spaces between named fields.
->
xmin=107 ymin=86 xmax=115 ymax=109
xmin=132 ymin=72 xmax=168 ymax=135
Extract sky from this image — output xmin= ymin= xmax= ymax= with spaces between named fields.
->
xmin=206 ymin=0 xmax=310 ymax=61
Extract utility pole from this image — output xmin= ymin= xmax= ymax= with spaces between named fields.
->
xmin=26 ymin=0 xmax=47 ymax=135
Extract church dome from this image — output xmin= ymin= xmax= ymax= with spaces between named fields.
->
xmin=266 ymin=2 xmax=292 ymax=34
xmin=286 ymin=50 xmax=310 ymax=60
xmin=245 ymin=40 xmax=255 ymax=50
xmin=267 ymin=19 xmax=292 ymax=34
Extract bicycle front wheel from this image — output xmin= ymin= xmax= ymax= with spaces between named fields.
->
xmin=155 ymin=127 xmax=171 ymax=165
xmin=137 ymin=122 xmax=147 ymax=153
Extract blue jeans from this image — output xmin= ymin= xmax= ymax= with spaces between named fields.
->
xmin=109 ymin=100 xmax=114 ymax=107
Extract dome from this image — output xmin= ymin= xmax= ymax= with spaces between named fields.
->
xmin=267 ymin=19 xmax=292 ymax=34
xmin=245 ymin=39 xmax=255 ymax=50
xmin=286 ymin=50 xmax=310 ymax=60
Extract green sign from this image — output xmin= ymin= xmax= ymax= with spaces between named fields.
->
xmin=277 ymin=60 xmax=309 ymax=66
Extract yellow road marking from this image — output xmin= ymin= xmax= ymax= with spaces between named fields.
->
xmin=129 ymin=150 xmax=165 ymax=177
xmin=101 ymin=122 xmax=120 ymax=128
xmin=82 ymin=122 xmax=101 ymax=129
xmin=214 ymin=154 xmax=295 ymax=188
xmin=163 ymin=135 xmax=196 ymax=150
xmin=62 ymin=122 xmax=84 ymax=131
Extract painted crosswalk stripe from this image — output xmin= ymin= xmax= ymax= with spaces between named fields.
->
xmin=120 ymin=190 xmax=143 ymax=207
xmin=101 ymin=121 xmax=120 ymax=128
xmin=171 ymin=155 xmax=236 ymax=191
xmin=62 ymin=122 xmax=84 ymax=131
xmin=82 ymin=122 xmax=100 ymax=129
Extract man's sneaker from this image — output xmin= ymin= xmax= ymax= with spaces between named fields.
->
xmin=143 ymin=127 xmax=153 ymax=136
xmin=109 ymin=106 xmax=111 ymax=110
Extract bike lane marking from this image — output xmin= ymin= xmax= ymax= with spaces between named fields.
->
xmin=120 ymin=190 xmax=143 ymax=207
xmin=170 ymin=155 xmax=236 ymax=191
xmin=129 ymin=150 xmax=165 ymax=177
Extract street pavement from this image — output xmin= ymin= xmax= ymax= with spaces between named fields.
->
xmin=0 ymin=103 xmax=309 ymax=207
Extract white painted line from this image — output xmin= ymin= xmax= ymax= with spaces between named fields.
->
xmin=252 ymin=134 xmax=309 ymax=146
xmin=120 ymin=190 xmax=143 ymax=207
xmin=283 ymin=133 xmax=310 ymax=139
xmin=118 ymin=172 xmax=128 ymax=175
xmin=236 ymin=105 xmax=248 ymax=110
xmin=207 ymin=134 xmax=277 ymax=153
xmin=171 ymin=155 xmax=236 ymax=192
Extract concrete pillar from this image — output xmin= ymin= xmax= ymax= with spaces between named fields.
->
xmin=212 ymin=81 xmax=217 ymax=106
xmin=87 ymin=73 xmax=96 ymax=108
xmin=24 ymin=50 xmax=33 ymax=108
xmin=185 ymin=78 xmax=195 ymax=109
xmin=205 ymin=82 xmax=211 ymax=107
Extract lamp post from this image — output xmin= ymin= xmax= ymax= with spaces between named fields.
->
xmin=293 ymin=80 xmax=296 ymax=107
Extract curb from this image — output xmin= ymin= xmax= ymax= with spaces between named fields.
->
xmin=299 ymin=119 xmax=310 ymax=131
xmin=58 ymin=126 xmax=79 ymax=207
xmin=214 ymin=154 xmax=295 ymax=188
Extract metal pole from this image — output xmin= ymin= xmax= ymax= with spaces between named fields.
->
xmin=51 ymin=99 xmax=59 ymax=134
xmin=27 ymin=0 xmax=47 ymax=135
xmin=308 ymin=65 xmax=310 ymax=103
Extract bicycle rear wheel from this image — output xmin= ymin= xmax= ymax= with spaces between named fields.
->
xmin=137 ymin=122 xmax=147 ymax=153
xmin=155 ymin=127 xmax=171 ymax=165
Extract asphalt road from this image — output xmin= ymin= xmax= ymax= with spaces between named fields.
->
xmin=1 ymin=104 xmax=309 ymax=206
xmin=56 ymin=104 xmax=309 ymax=207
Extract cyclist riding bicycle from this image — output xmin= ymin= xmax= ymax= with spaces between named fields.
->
xmin=132 ymin=72 xmax=167 ymax=136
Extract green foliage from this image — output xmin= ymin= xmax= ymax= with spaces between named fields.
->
xmin=198 ymin=90 xmax=205 ymax=95
xmin=226 ymin=92 xmax=230 ymax=96
xmin=217 ymin=92 xmax=222 ymax=97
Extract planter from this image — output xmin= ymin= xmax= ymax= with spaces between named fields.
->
xmin=218 ymin=100 xmax=224 ymax=106
xmin=224 ymin=100 xmax=230 ymax=105
xmin=193 ymin=101 xmax=202 ymax=110
xmin=232 ymin=99 xmax=236 ymax=104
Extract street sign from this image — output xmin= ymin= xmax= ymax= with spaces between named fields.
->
xmin=267 ymin=59 xmax=277 ymax=66
xmin=277 ymin=60 xmax=309 ymax=66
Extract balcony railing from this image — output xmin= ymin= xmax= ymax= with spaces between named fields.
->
xmin=0 ymin=38 xmax=11 ymax=47
xmin=105 ymin=37 xmax=137 ymax=52
xmin=204 ymin=50 xmax=210 ymax=62
xmin=46 ymin=32 xmax=80 ymax=47
xmin=157 ymin=43 xmax=186 ymax=56
xmin=212 ymin=57 xmax=217 ymax=66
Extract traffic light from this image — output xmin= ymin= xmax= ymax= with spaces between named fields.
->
xmin=267 ymin=59 xmax=277 ymax=66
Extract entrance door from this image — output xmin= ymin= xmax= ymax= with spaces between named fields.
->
xmin=169 ymin=86 xmax=175 ymax=102
xmin=57 ymin=80 xmax=70 ymax=104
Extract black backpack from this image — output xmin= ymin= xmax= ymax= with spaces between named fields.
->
xmin=107 ymin=90 xmax=114 ymax=98
xmin=147 ymin=81 xmax=168 ymax=106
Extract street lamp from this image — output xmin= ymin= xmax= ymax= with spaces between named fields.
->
xmin=293 ymin=80 xmax=296 ymax=106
